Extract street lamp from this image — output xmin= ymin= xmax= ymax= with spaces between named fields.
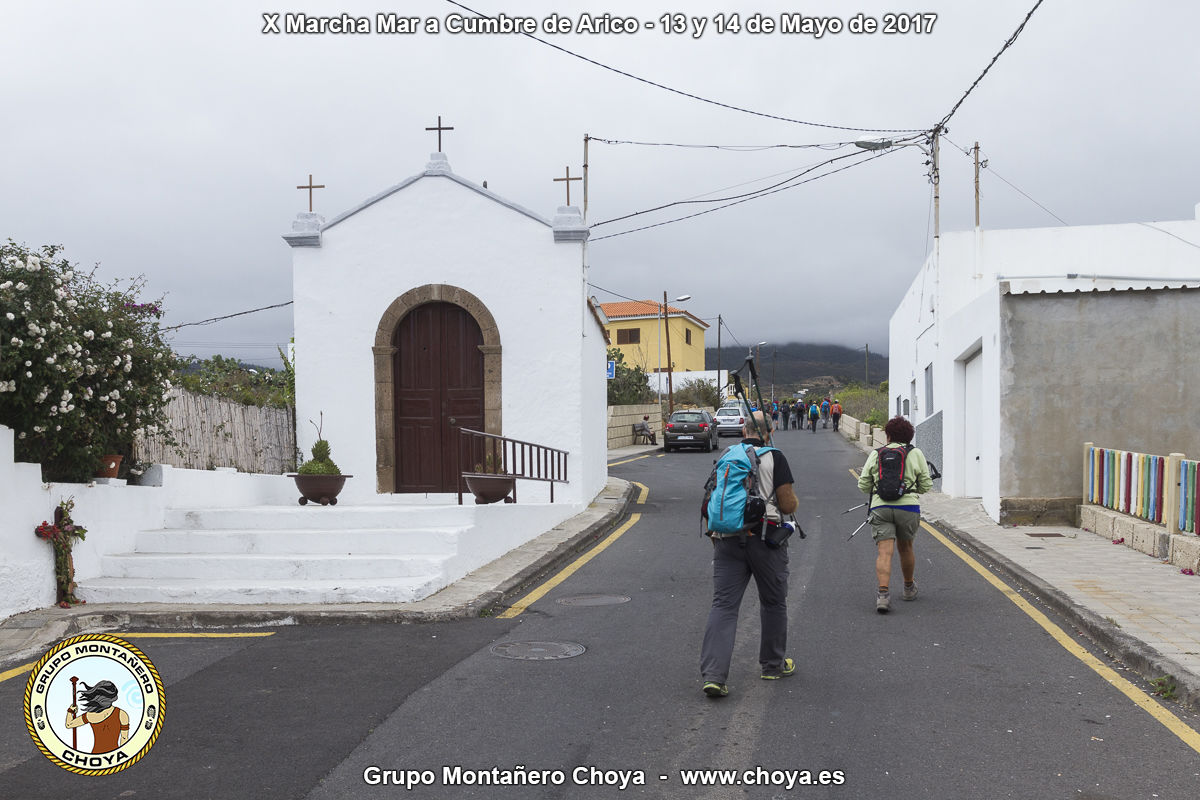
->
xmin=659 ymin=293 xmax=691 ymax=414
xmin=855 ymin=130 xmax=940 ymax=239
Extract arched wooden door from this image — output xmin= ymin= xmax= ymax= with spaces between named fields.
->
xmin=393 ymin=302 xmax=484 ymax=492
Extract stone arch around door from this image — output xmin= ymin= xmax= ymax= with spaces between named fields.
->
xmin=373 ymin=285 xmax=502 ymax=494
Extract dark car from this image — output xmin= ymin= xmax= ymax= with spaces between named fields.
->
xmin=663 ymin=409 xmax=719 ymax=452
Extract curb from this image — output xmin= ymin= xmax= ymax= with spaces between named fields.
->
xmin=0 ymin=480 xmax=637 ymax=670
xmin=925 ymin=516 xmax=1200 ymax=710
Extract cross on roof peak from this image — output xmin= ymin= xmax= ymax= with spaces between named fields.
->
xmin=425 ymin=115 xmax=454 ymax=152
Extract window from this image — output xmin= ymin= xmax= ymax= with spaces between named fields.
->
xmin=896 ymin=395 xmax=902 ymax=416
xmin=684 ymin=328 xmax=692 ymax=345
xmin=902 ymin=398 xmax=910 ymax=416
xmin=616 ymin=328 xmax=640 ymax=344
xmin=924 ymin=364 xmax=934 ymax=418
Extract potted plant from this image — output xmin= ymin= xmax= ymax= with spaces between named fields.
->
xmin=464 ymin=450 xmax=515 ymax=504
xmin=288 ymin=415 xmax=352 ymax=505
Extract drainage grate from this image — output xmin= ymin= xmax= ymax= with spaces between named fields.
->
xmin=1025 ymin=533 xmax=1065 ymax=538
xmin=556 ymin=594 xmax=631 ymax=607
xmin=490 ymin=641 xmax=586 ymax=661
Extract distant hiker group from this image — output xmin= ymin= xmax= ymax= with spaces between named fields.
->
xmin=762 ymin=396 xmax=843 ymax=434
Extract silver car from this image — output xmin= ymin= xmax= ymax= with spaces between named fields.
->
xmin=713 ymin=406 xmax=747 ymax=438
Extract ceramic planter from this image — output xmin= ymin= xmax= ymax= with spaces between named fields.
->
xmin=288 ymin=473 xmax=352 ymax=505
xmin=464 ymin=474 xmax=515 ymax=504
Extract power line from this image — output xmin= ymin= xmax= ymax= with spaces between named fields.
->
xmin=944 ymin=136 xmax=1068 ymax=225
xmin=590 ymin=137 xmax=855 ymax=152
xmin=590 ymin=148 xmax=897 ymax=242
xmin=938 ymin=0 xmax=1047 ymax=129
xmin=591 ymin=148 xmax=878 ymax=229
xmin=443 ymin=0 xmax=924 ymax=135
xmin=161 ymin=301 xmax=294 ymax=332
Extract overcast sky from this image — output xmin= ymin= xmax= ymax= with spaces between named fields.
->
xmin=4 ymin=1 xmax=1198 ymax=368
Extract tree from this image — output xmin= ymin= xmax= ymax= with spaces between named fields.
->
xmin=0 ymin=241 xmax=178 ymax=482
xmin=606 ymin=347 xmax=654 ymax=405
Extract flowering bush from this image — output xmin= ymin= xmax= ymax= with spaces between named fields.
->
xmin=35 ymin=497 xmax=89 ymax=606
xmin=0 ymin=240 xmax=178 ymax=482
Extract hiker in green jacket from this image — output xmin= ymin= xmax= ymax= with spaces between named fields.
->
xmin=857 ymin=416 xmax=934 ymax=613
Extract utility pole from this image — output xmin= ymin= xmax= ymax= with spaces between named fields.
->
xmin=973 ymin=141 xmax=981 ymax=229
xmin=716 ymin=314 xmax=722 ymax=401
xmin=664 ymin=291 xmax=675 ymax=414
xmin=932 ymin=129 xmax=941 ymax=240
xmin=865 ymin=343 xmax=869 ymax=386
xmin=771 ymin=348 xmax=777 ymax=402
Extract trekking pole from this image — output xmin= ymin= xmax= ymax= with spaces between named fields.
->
xmin=843 ymin=502 xmax=867 ymax=514
xmin=846 ymin=520 xmax=869 ymax=541
xmin=70 ymin=676 xmax=78 ymax=750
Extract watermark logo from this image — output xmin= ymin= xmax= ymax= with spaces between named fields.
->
xmin=24 ymin=633 xmax=165 ymax=775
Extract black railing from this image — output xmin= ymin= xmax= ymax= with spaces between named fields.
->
xmin=456 ymin=428 xmax=569 ymax=504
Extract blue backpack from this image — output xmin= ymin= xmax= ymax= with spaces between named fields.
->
xmin=703 ymin=444 xmax=778 ymax=535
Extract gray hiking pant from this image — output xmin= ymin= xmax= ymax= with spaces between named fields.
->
xmin=700 ymin=535 xmax=790 ymax=683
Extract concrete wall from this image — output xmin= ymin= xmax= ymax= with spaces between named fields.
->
xmin=291 ymin=157 xmax=606 ymax=506
xmin=1000 ymin=288 xmax=1200 ymax=504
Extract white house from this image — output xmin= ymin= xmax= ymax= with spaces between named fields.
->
xmin=286 ymin=152 xmax=608 ymax=507
xmin=889 ymin=204 xmax=1200 ymax=524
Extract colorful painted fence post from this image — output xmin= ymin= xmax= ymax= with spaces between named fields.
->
xmin=1083 ymin=444 xmax=1186 ymax=531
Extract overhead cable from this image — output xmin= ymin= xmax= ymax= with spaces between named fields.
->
xmin=590 ymin=149 xmax=897 ymax=242
xmin=161 ymin=301 xmax=294 ymax=331
xmin=443 ymin=0 xmax=924 ymax=134
xmin=937 ymin=0 xmax=1047 ymax=129
xmin=592 ymin=148 xmax=883 ymax=229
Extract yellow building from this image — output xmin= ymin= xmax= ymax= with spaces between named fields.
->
xmin=599 ymin=300 xmax=708 ymax=375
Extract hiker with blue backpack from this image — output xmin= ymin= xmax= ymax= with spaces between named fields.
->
xmin=699 ymin=410 xmax=799 ymax=698
xmin=856 ymin=416 xmax=934 ymax=613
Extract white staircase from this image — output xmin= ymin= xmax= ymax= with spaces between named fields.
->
xmin=79 ymin=504 xmax=476 ymax=605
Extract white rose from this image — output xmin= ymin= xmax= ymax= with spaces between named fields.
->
xmin=4 ymin=312 xmax=12 ymax=320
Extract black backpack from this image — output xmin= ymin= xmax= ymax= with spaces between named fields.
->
xmin=874 ymin=445 xmax=913 ymax=502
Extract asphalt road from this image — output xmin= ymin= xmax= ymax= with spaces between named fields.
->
xmin=3 ymin=425 xmax=1199 ymax=798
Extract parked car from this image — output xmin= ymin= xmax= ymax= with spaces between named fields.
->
xmin=663 ymin=409 xmax=719 ymax=452
xmin=713 ymin=406 xmax=747 ymax=438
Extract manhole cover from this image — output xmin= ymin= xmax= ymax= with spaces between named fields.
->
xmin=556 ymin=594 xmax=631 ymax=607
xmin=490 ymin=641 xmax=586 ymax=660
xmin=1025 ymin=533 xmax=1065 ymax=538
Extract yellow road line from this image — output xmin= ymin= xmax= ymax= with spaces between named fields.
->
xmin=498 ymin=481 xmax=649 ymax=620
xmin=920 ymin=519 xmax=1200 ymax=754
xmin=608 ymin=454 xmax=652 ymax=467
xmin=0 ymin=661 xmax=37 ymax=685
xmin=0 ymin=632 xmax=276 ymax=685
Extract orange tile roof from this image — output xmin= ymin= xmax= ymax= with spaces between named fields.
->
xmin=599 ymin=301 xmax=709 ymax=328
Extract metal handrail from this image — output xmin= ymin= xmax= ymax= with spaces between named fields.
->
xmin=456 ymin=428 xmax=569 ymax=504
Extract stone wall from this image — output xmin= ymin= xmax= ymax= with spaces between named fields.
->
xmin=607 ymin=404 xmax=661 ymax=449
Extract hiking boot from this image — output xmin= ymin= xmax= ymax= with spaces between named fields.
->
xmin=703 ymin=681 xmax=729 ymax=698
xmin=903 ymin=581 xmax=918 ymax=601
xmin=876 ymin=589 xmax=891 ymax=614
xmin=762 ymin=657 xmax=796 ymax=680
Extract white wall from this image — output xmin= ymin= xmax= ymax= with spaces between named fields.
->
xmin=291 ymin=159 xmax=605 ymax=505
xmin=0 ymin=424 xmax=298 ymax=620
xmin=890 ymin=207 xmax=1200 ymax=522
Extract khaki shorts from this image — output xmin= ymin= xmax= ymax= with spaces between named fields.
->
xmin=870 ymin=506 xmax=920 ymax=543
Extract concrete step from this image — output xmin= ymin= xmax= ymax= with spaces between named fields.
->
xmin=132 ymin=527 xmax=464 ymax=556
xmin=77 ymin=576 xmax=443 ymax=605
xmin=98 ymin=553 xmax=450 ymax=581
xmin=164 ymin=505 xmax=475 ymax=531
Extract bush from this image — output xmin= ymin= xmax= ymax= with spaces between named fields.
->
xmin=672 ymin=377 xmax=720 ymax=409
xmin=0 ymin=241 xmax=178 ymax=482
xmin=176 ymin=351 xmax=294 ymax=408
xmin=606 ymin=347 xmax=654 ymax=405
